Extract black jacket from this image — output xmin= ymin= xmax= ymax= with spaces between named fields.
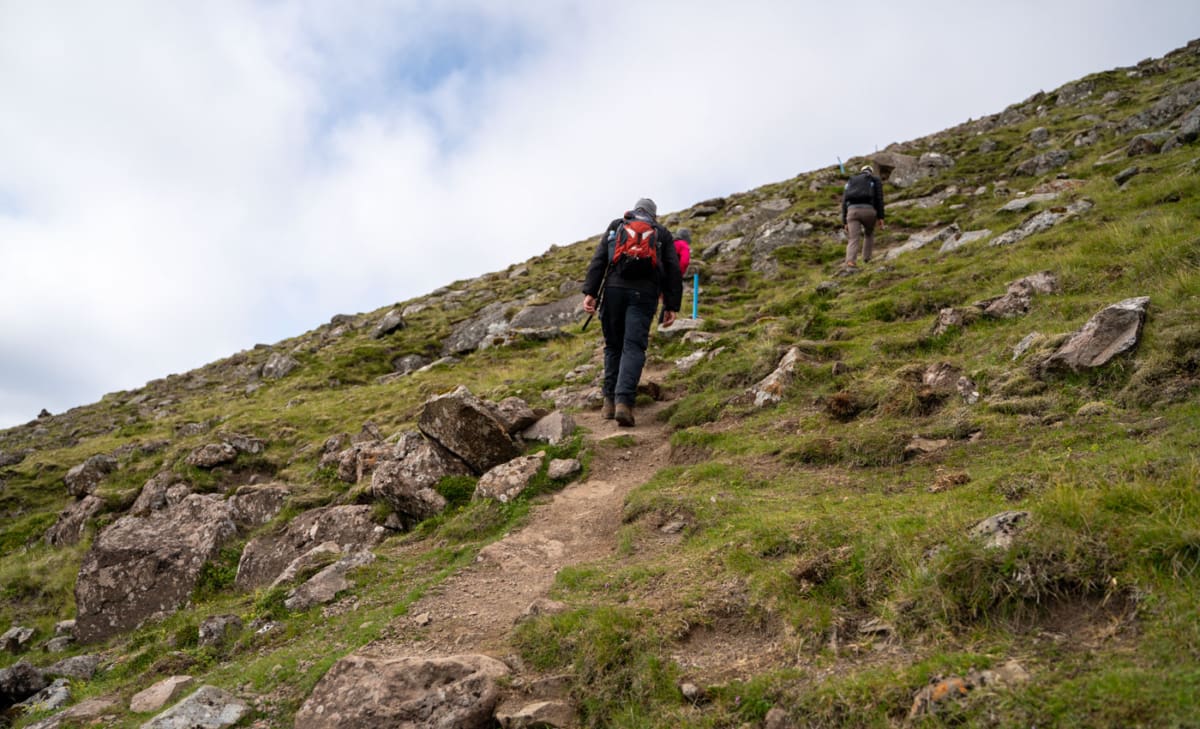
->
xmin=841 ymin=172 xmax=885 ymax=224
xmin=582 ymin=212 xmax=683 ymax=313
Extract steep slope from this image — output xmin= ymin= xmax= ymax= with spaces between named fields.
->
xmin=2 ymin=39 xmax=1200 ymax=728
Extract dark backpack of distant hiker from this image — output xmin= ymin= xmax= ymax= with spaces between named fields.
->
xmin=610 ymin=217 xmax=660 ymax=279
xmin=844 ymin=172 xmax=875 ymax=204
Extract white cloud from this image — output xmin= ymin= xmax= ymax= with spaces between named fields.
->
xmin=2 ymin=0 xmax=1199 ymax=427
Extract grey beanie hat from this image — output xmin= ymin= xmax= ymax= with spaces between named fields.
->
xmin=633 ymin=197 xmax=657 ymax=218
xmin=676 ymin=228 xmax=692 ymax=242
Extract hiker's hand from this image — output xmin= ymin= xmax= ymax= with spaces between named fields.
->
xmin=662 ymin=310 xmax=677 ymax=327
xmin=583 ymin=295 xmax=597 ymax=314
xmin=878 ymin=220 xmax=886 ymax=230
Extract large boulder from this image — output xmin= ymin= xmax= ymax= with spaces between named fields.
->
xmin=0 ymin=660 xmax=48 ymax=711
xmin=74 ymin=495 xmax=239 ymax=643
xmin=294 ymin=654 xmax=510 ymax=729
xmin=227 ymin=484 xmax=289 ymax=528
xmin=284 ymin=551 xmax=376 ymax=611
xmin=130 ymin=675 xmax=196 ymax=713
xmin=443 ymin=301 xmax=516 ymax=355
xmin=44 ymin=495 xmax=105 ymax=547
xmin=370 ymin=308 xmax=406 ymax=339
xmin=235 ymin=505 xmax=384 ymax=590
xmin=1013 ymin=149 xmax=1070 ymax=176
xmin=509 ymin=295 xmax=586 ymax=331
xmin=418 ymin=386 xmax=521 ymax=474
xmin=141 ymin=685 xmax=248 ymax=729
xmin=521 ymin=412 xmax=576 ymax=445
xmin=370 ymin=432 xmax=468 ymax=528
xmin=64 ymin=455 xmax=117 ymax=498
xmin=262 ymin=353 xmax=300 ymax=379
xmin=1039 ymin=297 xmax=1150 ymax=374
xmin=185 ymin=443 xmax=238 ymax=469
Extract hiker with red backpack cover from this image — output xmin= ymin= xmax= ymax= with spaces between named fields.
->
xmin=582 ymin=197 xmax=683 ymax=427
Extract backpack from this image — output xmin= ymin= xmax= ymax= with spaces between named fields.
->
xmin=844 ymin=173 xmax=875 ymax=204
xmin=610 ymin=218 xmax=660 ymax=279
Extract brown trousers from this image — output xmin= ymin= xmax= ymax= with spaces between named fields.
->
xmin=845 ymin=206 xmax=877 ymax=263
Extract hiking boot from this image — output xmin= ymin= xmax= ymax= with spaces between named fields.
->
xmin=615 ymin=402 xmax=635 ymax=427
xmin=601 ymin=397 xmax=615 ymax=420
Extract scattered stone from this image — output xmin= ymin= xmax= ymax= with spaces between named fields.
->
xmin=1027 ymin=126 xmax=1050 ymax=145
xmin=750 ymin=347 xmax=803 ymax=407
xmin=1114 ymin=166 xmax=1141 ymax=186
xmin=978 ymin=271 xmax=1060 ymax=319
xmin=2 ymin=626 xmax=35 ymax=654
xmin=75 ymin=495 xmax=239 ymax=643
xmin=490 ymin=397 xmax=542 ymax=435
xmin=419 ymin=386 xmax=521 ymax=474
xmin=185 ymin=442 xmax=238 ymax=469
xmin=45 ymin=654 xmax=101 ymax=681
xmin=1055 ymin=80 xmax=1094 ymax=106
xmin=41 ymin=637 xmax=72 ymax=653
xmin=0 ymin=660 xmax=48 ymax=711
xmin=269 ymin=542 xmax=340 ymax=589
xmin=294 ymin=653 xmax=509 ymax=729
xmin=764 ymin=706 xmax=793 ymax=729
xmin=905 ymin=437 xmax=951 ymax=459
xmin=370 ymin=309 xmax=406 ymax=339
xmin=1126 ymin=131 xmax=1171 ymax=156
xmin=0 ymin=450 xmax=27 ymax=467
xmin=939 ymin=229 xmax=992 ymax=253
xmin=130 ymin=675 xmax=195 ymax=713
xmin=680 ymin=683 xmax=706 ymax=704
xmin=884 ymin=224 xmax=959 ymax=261
xmin=22 ymin=697 xmax=118 ymax=729
xmin=496 ymin=699 xmax=576 ymax=728
xmin=130 ymin=471 xmax=191 ymax=516
xmin=1012 ymin=332 xmax=1042 ymax=360
xmin=262 ymin=352 xmax=300 ymax=379
xmin=413 ymin=612 xmax=433 ymax=627
xmin=521 ymin=412 xmax=576 ymax=445
xmin=198 ymin=615 xmax=243 ymax=648
xmin=1013 ymin=149 xmax=1070 ymax=176
xmin=141 ymin=685 xmax=248 ymax=729
xmin=235 ymin=504 xmax=384 ymax=590
xmin=542 ymin=385 xmax=604 ymax=411
xmin=1163 ymin=103 xmax=1200 ymax=151
xmin=969 ymin=511 xmax=1030 ymax=549
xmin=547 ymin=458 xmax=582 ymax=481
xmin=520 ymin=598 xmax=568 ymax=621
xmin=284 ymin=551 xmax=376 ymax=611
xmin=660 ymin=519 xmax=687 ymax=535
xmin=999 ymin=192 xmax=1060 ymax=212
xmin=1039 ymin=296 xmax=1150 ymax=373
xmin=509 ymin=294 xmax=586 ymax=332
xmin=388 ymin=354 xmax=432 ymax=378
xmin=64 ymin=454 xmax=117 ymax=498
xmin=675 ymin=350 xmax=708 ymax=373
xmin=656 ymin=317 xmax=704 ymax=340
xmin=475 ymin=453 xmax=546 ymax=504
xmin=17 ymin=678 xmax=71 ymax=712
xmin=931 ymin=307 xmax=979 ymax=336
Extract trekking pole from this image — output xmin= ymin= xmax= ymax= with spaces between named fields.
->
xmin=581 ymin=260 xmax=612 ymax=332
xmin=692 ymin=272 xmax=699 ymax=319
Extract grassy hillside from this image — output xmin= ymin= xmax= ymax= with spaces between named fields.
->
xmin=2 ymin=41 xmax=1199 ymax=728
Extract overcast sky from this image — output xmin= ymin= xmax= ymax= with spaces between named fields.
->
xmin=1 ymin=1 xmax=1197 ymax=429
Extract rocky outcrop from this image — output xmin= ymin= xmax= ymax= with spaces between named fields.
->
xmin=74 ymin=494 xmax=239 ymax=643
xmin=884 ymin=224 xmax=960 ymax=261
xmin=419 ymin=386 xmax=521 ymax=474
xmin=938 ymin=228 xmax=992 ymax=253
xmin=969 ymin=511 xmax=1030 ymax=549
xmin=141 ymin=685 xmax=248 ymax=729
xmin=64 ymin=454 xmax=117 ymax=498
xmin=129 ymin=470 xmax=192 ymax=516
xmin=750 ymin=347 xmax=802 ymax=407
xmin=2 ymin=626 xmax=34 ymax=654
xmin=977 ymin=271 xmax=1060 ymax=318
xmin=227 ymin=484 xmax=288 ymax=528
xmin=989 ymin=199 xmax=1093 ymax=247
xmin=489 ymin=397 xmax=543 ymax=435
xmin=475 ymin=453 xmax=545 ymax=504
xmin=235 ymin=505 xmax=384 ymax=590
xmin=370 ymin=432 xmax=467 ymax=528
xmin=44 ymin=495 xmax=104 ymax=547
xmin=509 ymin=295 xmax=586 ymax=332
xmin=1039 ymin=296 xmax=1150 ymax=373
xmin=1117 ymin=79 xmax=1200 ymax=133
xmin=868 ymin=151 xmax=954 ymax=188
xmin=443 ymin=301 xmax=517 ymax=355
xmin=294 ymin=653 xmax=510 ymax=729
xmin=284 ymin=551 xmax=376 ymax=611
xmin=262 ymin=352 xmax=300 ymax=379
xmin=198 ymin=615 xmax=242 ymax=648
xmin=1163 ymin=104 xmax=1200 ymax=151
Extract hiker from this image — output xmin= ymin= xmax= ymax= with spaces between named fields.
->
xmin=674 ymin=228 xmax=693 ymax=274
xmin=582 ymin=198 xmax=683 ymax=427
xmin=842 ymin=164 xmax=886 ymax=267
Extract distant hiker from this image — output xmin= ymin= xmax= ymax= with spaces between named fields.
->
xmin=674 ymin=228 xmax=693 ymax=274
xmin=582 ymin=198 xmax=683 ymax=427
xmin=842 ymin=164 xmax=886 ymax=267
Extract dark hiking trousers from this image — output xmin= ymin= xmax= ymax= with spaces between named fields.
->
xmin=600 ymin=286 xmax=657 ymax=406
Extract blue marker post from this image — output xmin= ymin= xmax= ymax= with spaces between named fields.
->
xmin=692 ymin=272 xmax=700 ymax=319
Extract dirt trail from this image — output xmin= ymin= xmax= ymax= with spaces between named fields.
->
xmin=370 ymin=381 xmax=675 ymax=659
